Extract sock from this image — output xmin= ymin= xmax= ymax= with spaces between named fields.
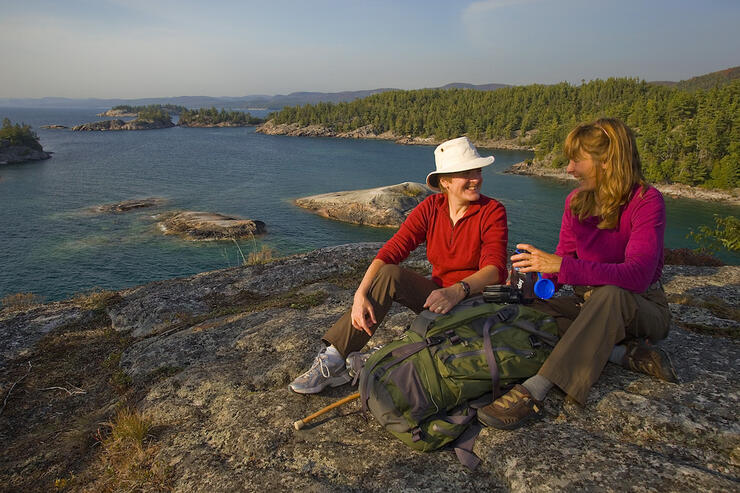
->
xmin=324 ymin=345 xmax=345 ymax=368
xmin=522 ymin=374 xmax=552 ymax=401
xmin=609 ymin=345 xmax=627 ymax=365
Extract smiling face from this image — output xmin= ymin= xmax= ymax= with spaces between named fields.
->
xmin=566 ymin=154 xmax=599 ymax=191
xmin=438 ymin=168 xmax=483 ymax=203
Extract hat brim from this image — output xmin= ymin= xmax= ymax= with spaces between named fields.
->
xmin=426 ymin=155 xmax=494 ymax=191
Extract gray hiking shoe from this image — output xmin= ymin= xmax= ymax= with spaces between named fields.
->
xmin=289 ymin=347 xmax=351 ymax=394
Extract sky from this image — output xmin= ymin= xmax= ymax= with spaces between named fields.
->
xmin=1 ymin=0 xmax=739 ymax=99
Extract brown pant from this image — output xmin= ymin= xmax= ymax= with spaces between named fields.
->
xmin=322 ymin=264 xmax=439 ymax=358
xmin=534 ymin=283 xmax=671 ymax=405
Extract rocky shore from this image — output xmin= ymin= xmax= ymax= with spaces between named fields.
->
xmin=507 ymin=160 xmax=740 ymax=205
xmin=295 ymin=182 xmax=433 ymax=227
xmin=0 ymin=142 xmax=52 ymax=165
xmin=256 ymin=120 xmax=534 ymax=150
xmin=0 ymin=243 xmax=738 ymax=491
xmin=157 ymin=211 xmax=266 ymax=240
xmin=72 ymin=119 xmax=176 ymax=131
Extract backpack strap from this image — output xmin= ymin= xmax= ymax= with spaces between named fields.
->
xmin=482 ymin=317 xmax=501 ymax=398
xmin=511 ymin=319 xmax=559 ymax=347
xmin=481 ymin=304 xmax=518 ymax=398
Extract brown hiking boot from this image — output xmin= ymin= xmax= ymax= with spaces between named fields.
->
xmin=477 ymin=384 xmax=544 ymax=430
xmin=623 ymin=339 xmax=679 ymax=383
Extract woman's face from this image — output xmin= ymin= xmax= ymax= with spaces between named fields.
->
xmin=567 ymin=154 xmax=599 ymax=191
xmin=439 ymin=168 xmax=483 ymax=203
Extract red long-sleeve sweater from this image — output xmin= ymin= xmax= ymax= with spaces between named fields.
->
xmin=375 ymin=193 xmax=508 ymax=287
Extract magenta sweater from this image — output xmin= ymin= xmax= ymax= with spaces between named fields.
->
xmin=549 ymin=185 xmax=665 ymax=293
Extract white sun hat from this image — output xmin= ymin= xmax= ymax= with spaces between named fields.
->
xmin=426 ymin=136 xmax=495 ymax=191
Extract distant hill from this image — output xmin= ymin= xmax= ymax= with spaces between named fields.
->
xmin=1 ymin=66 xmax=736 ymax=110
xmin=0 ymin=84 xmax=509 ymax=111
xmin=650 ymin=66 xmax=740 ymax=91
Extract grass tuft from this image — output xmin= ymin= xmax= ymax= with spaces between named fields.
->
xmin=246 ymin=244 xmax=278 ymax=265
xmin=1 ymin=292 xmax=44 ymax=312
xmin=71 ymin=288 xmax=123 ymax=311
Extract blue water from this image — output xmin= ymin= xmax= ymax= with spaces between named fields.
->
xmin=1 ymin=107 xmax=738 ymax=301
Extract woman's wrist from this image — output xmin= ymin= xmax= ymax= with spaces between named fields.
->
xmin=456 ymin=280 xmax=470 ymax=299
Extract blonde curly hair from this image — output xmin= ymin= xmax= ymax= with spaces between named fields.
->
xmin=563 ymin=117 xmax=647 ymax=229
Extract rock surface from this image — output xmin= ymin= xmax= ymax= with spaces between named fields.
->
xmin=72 ymin=119 xmax=175 ymax=131
xmin=295 ymin=182 xmax=434 ymax=227
xmin=40 ymin=124 xmax=69 ymax=129
xmin=0 ymin=244 xmax=738 ymax=491
xmin=91 ymin=197 xmax=167 ymax=214
xmin=0 ymin=143 xmax=52 ymax=165
xmin=157 ymin=211 xmax=266 ymax=241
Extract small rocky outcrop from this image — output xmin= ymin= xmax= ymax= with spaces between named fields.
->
xmin=91 ymin=197 xmax=167 ymax=214
xmin=72 ymin=119 xmax=175 ymax=131
xmin=295 ymin=182 xmax=434 ymax=227
xmin=40 ymin=124 xmax=68 ymax=129
xmin=157 ymin=211 xmax=266 ymax=240
xmin=0 ymin=142 xmax=52 ymax=165
xmin=0 ymin=244 xmax=738 ymax=491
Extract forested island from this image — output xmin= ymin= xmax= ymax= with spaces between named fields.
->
xmin=97 ymin=104 xmax=188 ymax=117
xmin=0 ymin=118 xmax=51 ymax=164
xmin=74 ymin=105 xmax=263 ymax=130
xmin=262 ymin=72 xmax=739 ymax=191
xmin=178 ymin=107 xmax=264 ymax=127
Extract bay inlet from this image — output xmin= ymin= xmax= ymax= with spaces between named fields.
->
xmin=1 ymin=107 xmax=737 ymax=301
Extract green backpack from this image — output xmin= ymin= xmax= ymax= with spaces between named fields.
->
xmin=358 ymin=297 xmax=559 ymax=467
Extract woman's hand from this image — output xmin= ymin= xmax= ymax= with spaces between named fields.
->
xmin=351 ymin=293 xmax=377 ymax=336
xmin=424 ymin=285 xmax=465 ymax=314
xmin=511 ymin=243 xmax=563 ymax=274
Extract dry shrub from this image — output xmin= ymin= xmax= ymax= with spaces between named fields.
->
xmin=89 ymin=407 xmax=171 ymax=492
xmin=71 ymin=288 xmax=122 ymax=311
xmin=663 ymin=248 xmax=723 ymax=266
xmin=1 ymin=292 xmax=43 ymax=311
xmin=246 ymin=244 xmax=277 ymax=265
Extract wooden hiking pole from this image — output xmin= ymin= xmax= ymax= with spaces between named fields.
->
xmin=293 ymin=392 xmax=360 ymax=430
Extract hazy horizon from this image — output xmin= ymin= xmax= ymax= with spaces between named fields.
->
xmin=2 ymin=0 xmax=739 ymax=99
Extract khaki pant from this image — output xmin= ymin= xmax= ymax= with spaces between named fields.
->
xmin=534 ymin=283 xmax=671 ymax=404
xmin=323 ymin=264 xmax=439 ymax=357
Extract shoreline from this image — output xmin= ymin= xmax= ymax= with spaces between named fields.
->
xmin=506 ymin=160 xmax=740 ymax=206
xmin=257 ymin=120 xmax=739 ymax=206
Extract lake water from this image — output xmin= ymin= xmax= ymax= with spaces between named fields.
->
xmin=1 ymin=107 xmax=738 ymax=302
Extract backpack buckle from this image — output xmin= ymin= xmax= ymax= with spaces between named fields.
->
xmin=411 ymin=427 xmax=423 ymax=442
xmin=426 ymin=336 xmax=444 ymax=346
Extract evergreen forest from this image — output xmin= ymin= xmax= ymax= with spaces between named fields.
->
xmin=271 ymin=78 xmax=739 ymax=189
xmin=179 ymin=107 xmax=264 ymax=126
xmin=0 ymin=118 xmax=42 ymax=150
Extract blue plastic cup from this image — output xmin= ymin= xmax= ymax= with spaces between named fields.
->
xmin=534 ymin=273 xmax=555 ymax=299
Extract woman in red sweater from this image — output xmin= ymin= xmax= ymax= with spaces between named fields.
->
xmin=290 ymin=136 xmax=508 ymax=394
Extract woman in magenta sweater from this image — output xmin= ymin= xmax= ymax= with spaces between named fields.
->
xmin=290 ymin=136 xmax=508 ymax=394
xmin=478 ymin=117 xmax=678 ymax=430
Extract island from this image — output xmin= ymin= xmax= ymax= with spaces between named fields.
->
xmin=177 ymin=107 xmax=264 ymax=127
xmin=295 ymin=182 xmax=433 ymax=227
xmin=156 ymin=211 xmax=266 ymax=240
xmin=0 ymin=118 xmax=51 ymax=164
xmin=73 ymin=105 xmax=175 ymax=131
xmin=97 ymin=104 xmax=188 ymax=117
